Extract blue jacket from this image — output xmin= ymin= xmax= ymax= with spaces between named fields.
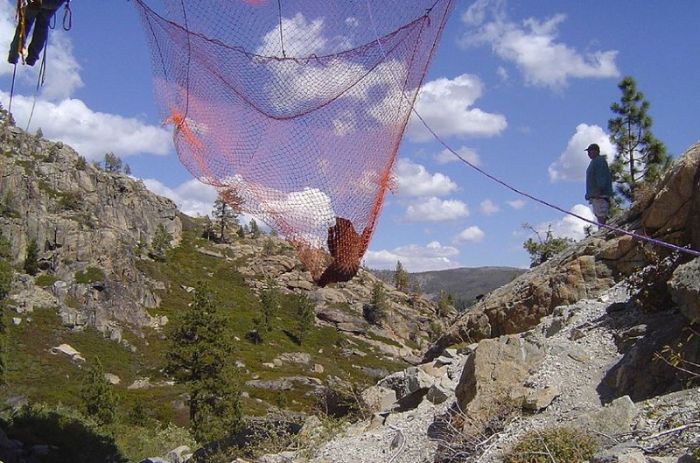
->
xmin=585 ymin=155 xmax=613 ymax=200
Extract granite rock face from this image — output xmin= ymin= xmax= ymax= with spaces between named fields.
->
xmin=425 ymin=141 xmax=700 ymax=361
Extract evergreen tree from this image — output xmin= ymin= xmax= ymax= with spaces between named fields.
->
xmin=249 ymin=219 xmax=260 ymax=238
xmin=393 ymin=260 xmax=408 ymax=292
xmin=23 ymin=239 xmax=39 ymax=276
xmin=103 ymin=152 xmax=123 ymax=173
xmin=165 ymin=283 xmax=242 ymax=442
xmin=262 ymin=237 xmax=276 ymax=256
xmin=150 ymin=224 xmax=172 ymax=262
xmin=608 ymin=76 xmax=670 ymax=203
xmin=259 ymin=278 xmax=280 ymax=332
xmin=0 ymin=301 xmax=6 ymax=385
xmin=202 ymin=216 xmax=216 ymax=241
xmin=436 ymin=290 xmax=452 ymax=317
xmin=293 ymin=293 xmax=315 ymax=345
xmin=75 ymin=155 xmax=87 ymax=170
xmin=363 ymin=281 xmax=388 ymax=326
xmin=212 ymin=196 xmax=239 ymax=243
xmin=0 ymin=260 xmax=11 ymax=301
xmin=81 ymin=357 xmax=118 ymax=425
xmin=522 ymin=224 xmax=573 ymax=267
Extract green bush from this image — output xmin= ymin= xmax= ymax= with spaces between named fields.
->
xmin=505 ymin=427 xmax=597 ymax=463
xmin=75 ymin=267 xmax=106 ymax=284
xmin=35 ymin=274 xmax=58 ymax=288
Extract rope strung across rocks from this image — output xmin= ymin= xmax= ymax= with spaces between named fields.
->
xmin=366 ymin=0 xmax=700 ymax=260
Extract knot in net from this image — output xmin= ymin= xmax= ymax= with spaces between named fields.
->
xmin=134 ymin=0 xmax=455 ymax=285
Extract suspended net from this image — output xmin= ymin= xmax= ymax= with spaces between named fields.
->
xmin=134 ymin=0 xmax=455 ymax=285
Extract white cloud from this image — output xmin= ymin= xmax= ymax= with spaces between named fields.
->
xmin=454 ymin=226 xmax=485 ymax=243
xmin=406 ymin=74 xmax=507 ymax=142
xmin=0 ymin=92 xmax=173 ymax=160
xmin=143 ymin=178 xmax=218 ymax=217
xmin=530 ymin=203 xmax=596 ymax=241
xmin=507 ymin=199 xmax=526 ymax=209
xmin=405 ymin=197 xmax=469 ymax=222
xmin=364 ymin=241 xmax=461 ymax=272
xmin=395 ymin=159 xmax=458 ymax=197
xmin=256 ymin=13 xmax=327 ymax=57
xmin=496 ymin=66 xmax=509 ymax=82
xmin=480 ymin=199 xmax=499 ymax=215
xmin=434 ymin=145 xmax=481 ymax=166
xmin=461 ymin=2 xmax=620 ymax=89
xmin=0 ymin=2 xmax=82 ymax=100
xmin=548 ymin=123 xmax=616 ymax=182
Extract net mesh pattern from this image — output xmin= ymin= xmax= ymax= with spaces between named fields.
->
xmin=134 ymin=0 xmax=455 ymax=285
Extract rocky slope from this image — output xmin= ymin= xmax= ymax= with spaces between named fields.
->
xmin=240 ymin=142 xmax=700 ymax=463
xmin=0 ymin=114 xmax=448 ymax=381
xmin=424 ymin=141 xmax=700 ymax=361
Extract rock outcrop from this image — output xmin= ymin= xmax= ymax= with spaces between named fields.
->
xmin=0 ymin=122 xmax=181 ymax=336
xmin=425 ymin=141 xmax=700 ymax=361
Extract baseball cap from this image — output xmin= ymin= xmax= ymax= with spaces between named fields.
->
xmin=585 ymin=143 xmax=600 ymax=152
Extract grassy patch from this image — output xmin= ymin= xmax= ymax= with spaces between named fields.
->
xmin=35 ymin=273 xmax=58 ymax=287
xmin=75 ymin=267 xmax=106 ymax=284
xmin=505 ymin=427 xmax=598 ymax=463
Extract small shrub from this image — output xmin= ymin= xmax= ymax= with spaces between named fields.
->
xmin=505 ymin=427 xmax=597 ymax=463
xmin=75 ymin=266 xmax=106 ymax=284
xmin=149 ymin=224 xmax=172 ymax=262
xmin=59 ymin=191 xmax=81 ymax=211
xmin=34 ymin=274 xmax=57 ymax=287
xmin=23 ymin=239 xmax=39 ymax=276
xmin=522 ymin=224 xmax=574 ymax=267
xmin=75 ymin=155 xmax=87 ymax=170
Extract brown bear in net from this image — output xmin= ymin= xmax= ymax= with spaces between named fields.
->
xmin=317 ymin=217 xmax=370 ymax=287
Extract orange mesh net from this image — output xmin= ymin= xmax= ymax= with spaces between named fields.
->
xmin=134 ymin=0 xmax=455 ymax=285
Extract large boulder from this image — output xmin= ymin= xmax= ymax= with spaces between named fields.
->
xmin=455 ymin=335 xmax=544 ymax=415
xmin=668 ymin=257 xmax=700 ymax=322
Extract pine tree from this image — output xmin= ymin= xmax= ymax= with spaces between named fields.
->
xmin=212 ymin=196 xmax=239 ymax=243
xmin=0 ymin=260 xmax=11 ymax=301
xmin=608 ymin=76 xmax=670 ymax=203
xmin=363 ymin=281 xmax=388 ymax=326
xmin=249 ymin=219 xmax=260 ymax=238
xmin=522 ymin=224 xmax=573 ymax=267
xmin=0 ymin=302 xmax=6 ymax=385
xmin=23 ymin=239 xmax=39 ymax=276
xmin=293 ymin=293 xmax=315 ymax=345
xmin=259 ymin=278 xmax=280 ymax=332
xmin=165 ymin=283 xmax=242 ymax=442
xmin=103 ymin=152 xmax=123 ymax=173
xmin=81 ymin=357 xmax=118 ymax=425
xmin=393 ymin=260 xmax=408 ymax=292
xmin=436 ymin=290 xmax=452 ymax=317
xmin=123 ymin=163 xmax=132 ymax=175
xmin=149 ymin=224 xmax=172 ymax=261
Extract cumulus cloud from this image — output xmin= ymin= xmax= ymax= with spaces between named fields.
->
xmin=454 ymin=225 xmax=485 ymax=243
xmin=395 ymin=159 xmax=458 ymax=197
xmin=0 ymin=92 xmax=173 ymax=160
xmin=406 ymin=74 xmax=507 ymax=142
xmin=461 ymin=1 xmax=620 ymax=89
xmin=530 ymin=203 xmax=596 ymax=241
xmin=364 ymin=241 xmax=461 ymax=272
xmin=143 ymin=178 xmax=218 ymax=217
xmin=507 ymin=198 xmax=526 ymax=209
xmin=434 ymin=145 xmax=481 ymax=166
xmin=405 ymin=197 xmax=469 ymax=222
xmin=480 ymin=199 xmax=499 ymax=215
xmin=548 ymin=123 xmax=616 ymax=182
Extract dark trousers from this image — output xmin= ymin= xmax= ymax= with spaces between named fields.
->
xmin=8 ymin=6 xmax=60 ymax=64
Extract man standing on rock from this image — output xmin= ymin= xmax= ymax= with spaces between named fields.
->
xmin=585 ymin=143 xmax=613 ymax=225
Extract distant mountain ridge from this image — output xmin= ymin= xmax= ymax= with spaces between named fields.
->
xmin=372 ymin=266 xmax=526 ymax=308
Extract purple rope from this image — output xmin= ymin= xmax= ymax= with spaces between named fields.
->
xmin=366 ymin=0 xmax=700 ymax=259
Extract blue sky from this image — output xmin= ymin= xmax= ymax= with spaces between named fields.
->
xmin=1 ymin=1 xmax=698 ymax=271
